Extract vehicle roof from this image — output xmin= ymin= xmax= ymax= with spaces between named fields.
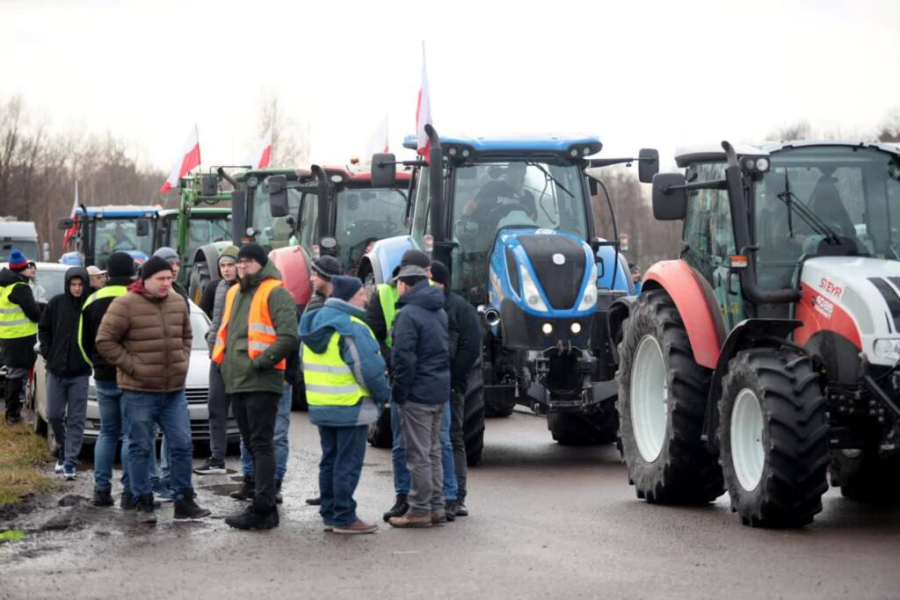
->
xmin=0 ymin=221 xmax=38 ymax=238
xmin=675 ymin=141 xmax=900 ymax=168
xmin=320 ymin=165 xmax=411 ymax=185
xmin=402 ymin=134 xmax=603 ymax=156
xmin=0 ymin=261 xmax=69 ymax=271
xmin=233 ymin=167 xmax=303 ymax=182
xmin=74 ymin=205 xmax=158 ymax=218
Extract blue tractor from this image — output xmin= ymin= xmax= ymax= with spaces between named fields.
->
xmin=58 ymin=205 xmax=157 ymax=269
xmin=361 ymin=128 xmax=657 ymax=461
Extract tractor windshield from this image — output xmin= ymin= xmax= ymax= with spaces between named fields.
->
xmin=168 ymin=215 xmax=232 ymax=260
xmin=335 ymin=186 xmax=407 ymax=274
xmin=251 ymin=179 xmax=303 ymax=252
xmin=93 ymin=219 xmax=153 ymax=267
xmin=754 ymin=146 xmax=900 ymax=289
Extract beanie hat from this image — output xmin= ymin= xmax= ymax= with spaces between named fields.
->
xmin=107 ymin=252 xmax=135 ymax=278
xmin=218 ymin=245 xmax=239 ymax=265
xmin=400 ymin=249 xmax=431 ymax=270
xmin=237 ymin=243 xmax=268 ymax=267
xmin=153 ymin=246 xmax=180 ymax=264
xmin=330 ymin=275 xmax=363 ymax=302
xmin=141 ymin=256 xmax=173 ymax=281
xmin=8 ymin=248 xmax=28 ymax=272
xmin=430 ymin=260 xmax=450 ymax=287
xmin=311 ymin=255 xmax=342 ymax=281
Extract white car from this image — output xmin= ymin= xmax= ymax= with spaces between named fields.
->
xmin=29 ymin=300 xmax=239 ymax=450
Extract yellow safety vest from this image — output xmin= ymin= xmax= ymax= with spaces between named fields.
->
xmin=212 ymin=279 xmax=286 ymax=371
xmin=377 ymin=283 xmax=399 ymax=348
xmin=0 ymin=282 xmax=38 ymax=339
xmin=303 ymin=315 xmax=373 ymax=406
xmin=77 ymin=284 xmax=129 ymax=364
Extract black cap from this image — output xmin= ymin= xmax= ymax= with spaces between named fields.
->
xmin=311 ymin=255 xmax=342 ymax=281
xmin=400 ymin=249 xmax=431 ymax=270
xmin=430 ymin=260 xmax=450 ymax=287
xmin=141 ymin=256 xmax=173 ymax=281
xmin=237 ymin=243 xmax=268 ymax=267
xmin=331 ymin=275 xmax=363 ymax=301
xmin=107 ymin=252 xmax=135 ymax=278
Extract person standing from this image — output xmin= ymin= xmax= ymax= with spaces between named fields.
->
xmin=152 ymin=247 xmax=189 ymax=303
xmin=299 ymin=276 xmax=390 ymax=534
xmin=96 ymin=256 xmax=211 ymax=524
xmin=86 ymin=266 xmax=108 ymax=292
xmin=80 ymin=252 xmax=136 ymax=507
xmin=213 ymin=243 xmax=298 ymax=530
xmin=388 ymin=264 xmax=451 ymax=528
xmin=630 ymin=264 xmax=642 ymax=294
xmin=198 ymin=246 xmax=239 ymax=320
xmin=0 ymin=249 xmax=41 ymax=425
xmin=38 ymin=267 xmax=91 ymax=479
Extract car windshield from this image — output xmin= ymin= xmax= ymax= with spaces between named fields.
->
xmin=94 ymin=219 xmax=153 ymax=265
xmin=1 ymin=241 xmax=38 ymax=261
xmin=189 ymin=311 xmax=210 ymax=351
xmin=335 ymin=187 xmax=407 ymax=274
xmin=754 ymin=146 xmax=900 ymax=289
xmin=35 ymin=268 xmax=67 ymax=300
xmin=251 ymin=180 xmax=303 ymax=252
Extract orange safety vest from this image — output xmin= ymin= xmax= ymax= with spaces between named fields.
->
xmin=211 ymin=279 xmax=286 ymax=371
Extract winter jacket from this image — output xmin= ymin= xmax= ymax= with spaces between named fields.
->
xmin=299 ymin=297 xmax=390 ymax=427
xmin=444 ymin=288 xmax=482 ymax=393
xmin=365 ymin=285 xmax=392 ymax=365
xmin=390 ymin=280 xmax=450 ymax=406
xmin=79 ymin=276 xmax=133 ymax=382
xmin=173 ymin=281 xmax=190 ymax=309
xmin=303 ymin=290 xmax=328 ymax=316
xmin=38 ymin=267 xmax=91 ymax=378
xmin=218 ymin=262 xmax=299 ymax=396
xmin=205 ymin=278 xmax=236 ymax=351
xmin=95 ymin=281 xmax=192 ymax=393
xmin=0 ymin=268 xmax=41 ymax=369
xmin=199 ymin=279 xmax=217 ymax=318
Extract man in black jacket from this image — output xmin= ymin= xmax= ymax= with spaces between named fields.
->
xmin=0 ymin=249 xmax=42 ymax=425
xmin=430 ymin=260 xmax=481 ymax=517
xmin=39 ymin=267 xmax=91 ymax=479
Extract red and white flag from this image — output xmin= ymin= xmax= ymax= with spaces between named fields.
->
xmin=62 ymin=181 xmax=79 ymax=248
xmin=366 ymin=114 xmax=389 ymax=156
xmin=415 ymin=43 xmax=433 ymax=157
xmin=249 ymin=128 xmax=273 ymax=169
xmin=159 ymin=125 xmax=201 ymax=193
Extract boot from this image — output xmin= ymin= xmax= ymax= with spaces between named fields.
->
xmin=93 ymin=489 xmax=114 ymax=507
xmin=4 ymin=378 xmax=24 ymax=425
xmin=275 ymin=478 xmax=283 ymax=505
xmin=389 ymin=513 xmax=432 ymax=528
xmin=120 ymin=491 xmax=135 ymax=510
xmin=444 ymin=500 xmax=457 ymax=522
xmin=137 ymin=493 xmax=156 ymax=524
xmin=382 ymin=493 xmax=409 ymax=522
xmin=225 ymin=503 xmax=278 ymax=530
xmin=174 ymin=489 xmax=212 ymax=520
xmin=229 ymin=476 xmax=255 ymax=501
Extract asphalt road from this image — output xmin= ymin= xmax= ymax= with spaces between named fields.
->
xmin=2 ymin=409 xmax=900 ymax=599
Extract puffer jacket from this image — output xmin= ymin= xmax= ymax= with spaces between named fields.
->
xmin=0 ymin=268 xmax=42 ymax=369
xmin=95 ymin=280 xmax=192 ymax=392
xmin=38 ymin=267 xmax=91 ymax=378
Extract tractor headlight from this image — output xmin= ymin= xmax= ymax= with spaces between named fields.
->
xmin=542 ymin=323 xmax=554 ymax=335
xmin=576 ymin=261 xmax=599 ymax=311
xmin=570 ymin=322 xmax=582 ymax=335
xmin=873 ymin=339 xmax=900 ymax=362
xmin=520 ymin=264 xmax=548 ymax=312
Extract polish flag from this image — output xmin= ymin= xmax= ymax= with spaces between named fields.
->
xmin=62 ymin=181 xmax=80 ymax=248
xmin=249 ymin=128 xmax=273 ymax=169
xmin=366 ymin=115 xmax=389 ymax=156
xmin=159 ymin=125 xmax=201 ymax=193
xmin=415 ymin=44 xmax=433 ymax=157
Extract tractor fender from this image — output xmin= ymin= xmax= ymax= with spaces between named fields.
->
xmin=269 ymin=245 xmax=312 ymax=308
xmin=361 ymin=235 xmax=419 ymax=285
xmin=643 ymin=260 xmax=725 ymax=369
xmin=193 ymin=244 xmax=221 ymax=276
xmin=608 ymin=294 xmax=638 ymax=348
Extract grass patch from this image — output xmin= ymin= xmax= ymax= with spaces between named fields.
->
xmin=0 ymin=422 xmax=58 ymax=505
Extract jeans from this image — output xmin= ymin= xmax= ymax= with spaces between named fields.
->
xmin=391 ymin=401 xmax=457 ymax=500
xmin=318 ymin=425 xmax=367 ymax=527
xmin=231 ymin=392 xmax=279 ymax=509
xmin=93 ymin=380 xmax=128 ymax=492
xmin=121 ymin=390 xmax=194 ymax=500
xmin=241 ymin=385 xmax=291 ymax=481
xmin=399 ymin=402 xmax=445 ymax=516
xmin=207 ymin=362 xmax=230 ymax=461
xmin=449 ymin=389 xmax=468 ymax=502
xmin=46 ymin=373 xmax=89 ymax=468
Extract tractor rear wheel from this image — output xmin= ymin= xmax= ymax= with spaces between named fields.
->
xmin=617 ymin=289 xmax=724 ymax=504
xmin=719 ymin=348 xmax=829 ymax=527
xmin=190 ymin=260 xmax=213 ymax=305
xmin=464 ymin=360 xmax=486 ymax=466
xmin=831 ymin=449 xmax=900 ymax=502
xmin=548 ymin=410 xmax=618 ymax=446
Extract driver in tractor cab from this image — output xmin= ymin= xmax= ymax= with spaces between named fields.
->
xmin=462 ymin=162 xmax=537 ymax=229
xmin=102 ymin=224 xmax=137 ymax=254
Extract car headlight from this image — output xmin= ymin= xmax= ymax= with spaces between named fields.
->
xmin=577 ymin=261 xmax=599 ymax=311
xmin=520 ymin=264 xmax=548 ymax=312
xmin=873 ymin=339 xmax=900 ymax=362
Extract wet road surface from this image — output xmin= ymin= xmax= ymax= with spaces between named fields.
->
xmin=2 ymin=409 xmax=900 ymax=599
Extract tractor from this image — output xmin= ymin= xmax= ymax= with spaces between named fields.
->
xmin=615 ymin=140 xmax=900 ymax=528
xmin=58 ymin=205 xmax=157 ymax=269
xmin=363 ymin=127 xmax=657 ymax=463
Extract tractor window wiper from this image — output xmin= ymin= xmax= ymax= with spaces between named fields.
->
xmin=776 ymin=169 xmax=841 ymax=245
xmin=529 ymin=162 xmax=574 ymax=199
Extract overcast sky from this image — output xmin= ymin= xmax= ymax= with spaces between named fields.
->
xmin=2 ymin=0 xmax=898 ymax=174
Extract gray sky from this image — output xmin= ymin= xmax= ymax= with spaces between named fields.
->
xmin=2 ymin=0 xmax=898 ymax=173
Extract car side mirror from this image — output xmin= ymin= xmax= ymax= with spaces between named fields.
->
xmin=638 ymin=148 xmax=660 ymax=184
xmin=136 ymin=219 xmax=150 ymax=236
xmin=58 ymin=218 xmax=73 ymax=230
xmin=267 ymin=176 xmax=289 ymax=218
xmin=371 ymin=153 xmax=397 ymax=188
xmin=652 ymin=173 xmax=688 ymax=220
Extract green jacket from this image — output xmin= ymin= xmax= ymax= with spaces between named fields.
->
xmin=219 ymin=262 xmax=299 ymax=396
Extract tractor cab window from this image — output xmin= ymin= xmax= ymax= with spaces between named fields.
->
xmin=682 ymin=163 xmax=735 ymax=282
xmin=94 ymin=219 xmax=153 ymax=266
xmin=410 ymin=166 xmax=432 ymax=247
xmin=252 ymin=178 xmax=302 ymax=252
xmin=297 ymin=191 xmax=319 ymax=252
xmin=185 ymin=216 xmax=231 ymax=261
xmin=335 ymin=187 xmax=406 ymax=274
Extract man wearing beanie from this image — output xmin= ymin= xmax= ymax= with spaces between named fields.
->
xmin=153 ymin=247 xmax=189 ymax=305
xmin=80 ymin=252 xmax=140 ymax=507
xmin=0 ymin=249 xmax=42 ymax=425
xmin=215 ymin=243 xmax=298 ymax=530
xmin=305 ymin=255 xmax=342 ymax=316
xmin=299 ymin=275 xmax=390 ymax=534
xmin=96 ymin=255 xmax=211 ymax=524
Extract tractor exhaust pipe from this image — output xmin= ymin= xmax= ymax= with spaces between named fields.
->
xmin=479 ymin=305 xmax=501 ymax=327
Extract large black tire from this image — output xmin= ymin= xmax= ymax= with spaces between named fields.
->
xmin=618 ymin=289 xmax=724 ymax=504
xmin=548 ymin=410 xmax=618 ymax=446
xmin=484 ymin=395 xmax=516 ymax=418
xmin=831 ymin=450 xmax=900 ymax=502
xmin=719 ymin=349 xmax=829 ymax=528
xmin=464 ymin=361 xmax=486 ymax=466
xmin=190 ymin=260 xmax=213 ymax=305
xmin=367 ymin=403 xmax=393 ymax=448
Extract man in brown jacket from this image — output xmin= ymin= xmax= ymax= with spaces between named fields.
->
xmin=96 ymin=256 xmax=211 ymax=524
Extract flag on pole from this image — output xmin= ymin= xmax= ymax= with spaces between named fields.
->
xmin=366 ymin=114 xmax=389 ymax=156
xmin=248 ymin=128 xmax=273 ymax=169
xmin=62 ymin=181 xmax=79 ymax=248
xmin=159 ymin=125 xmax=201 ymax=193
xmin=415 ymin=43 xmax=433 ymax=157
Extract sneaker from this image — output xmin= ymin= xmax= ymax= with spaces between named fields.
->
xmin=137 ymin=494 xmax=157 ymax=524
xmin=455 ymin=501 xmax=468 ymax=517
xmin=54 ymin=459 xmax=65 ymax=474
xmin=120 ymin=491 xmax=135 ymax=510
xmin=275 ymin=479 xmax=283 ymax=505
xmin=389 ymin=513 xmax=432 ymax=528
xmin=93 ymin=489 xmax=114 ymax=507
xmin=63 ymin=464 xmax=77 ymax=480
xmin=225 ymin=504 xmax=278 ymax=530
xmin=431 ymin=510 xmax=448 ymax=525
xmin=305 ymin=496 xmax=321 ymax=506
xmin=382 ymin=493 xmax=409 ymax=522
xmin=174 ymin=490 xmax=211 ymax=520
xmin=333 ymin=519 xmax=378 ymax=535
xmin=194 ymin=458 xmax=227 ymax=475
xmin=230 ymin=477 xmax=255 ymax=501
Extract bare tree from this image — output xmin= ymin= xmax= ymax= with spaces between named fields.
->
xmin=257 ymin=92 xmax=310 ymax=167
xmin=877 ymin=107 xmax=900 ymax=143
xmin=765 ymin=120 xmax=812 ymax=142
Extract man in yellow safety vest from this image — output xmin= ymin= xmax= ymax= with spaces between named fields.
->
xmin=0 ymin=249 xmax=42 ymax=425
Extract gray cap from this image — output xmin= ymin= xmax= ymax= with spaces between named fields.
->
xmin=393 ymin=264 xmax=428 ymax=282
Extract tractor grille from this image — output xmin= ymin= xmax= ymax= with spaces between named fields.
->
xmin=185 ymin=388 xmax=209 ymax=405
xmin=517 ymin=235 xmax=586 ymax=310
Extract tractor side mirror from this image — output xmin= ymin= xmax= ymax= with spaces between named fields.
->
xmin=58 ymin=217 xmax=73 ymax=230
xmin=638 ymin=148 xmax=660 ymax=184
xmin=136 ymin=219 xmax=150 ymax=237
xmin=231 ymin=190 xmax=247 ymax=243
xmin=267 ymin=176 xmax=289 ymax=218
xmin=652 ymin=173 xmax=688 ymax=220
xmin=371 ymin=153 xmax=397 ymax=188
xmin=201 ymin=174 xmax=219 ymax=196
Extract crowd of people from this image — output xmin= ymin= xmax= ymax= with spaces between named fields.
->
xmin=0 ymin=241 xmax=482 ymax=534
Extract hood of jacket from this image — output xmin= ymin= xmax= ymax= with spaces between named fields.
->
xmin=127 ymin=279 xmax=170 ymax=303
xmin=398 ymin=279 xmax=445 ymax=312
xmin=299 ymin=298 xmax=366 ymax=354
xmin=64 ymin=267 xmax=89 ymax=306
xmin=238 ymin=261 xmax=282 ymax=293
xmin=0 ymin=267 xmax=27 ymax=287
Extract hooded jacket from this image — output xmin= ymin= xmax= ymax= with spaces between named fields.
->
xmin=38 ymin=267 xmax=91 ymax=378
xmin=95 ymin=280 xmax=192 ymax=392
xmin=390 ymin=280 xmax=450 ymax=406
xmin=443 ymin=287 xmax=482 ymax=393
xmin=0 ymin=267 xmax=42 ymax=369
xmin=299 ymin=297 xmax=390 ymax=427
xmin=79 ymin=275 xmax=133 ymax=382
xmin=218 ymin=262 xmax=299 ymax=396
xmin=205 ymin=277 xmax=237 ymax=351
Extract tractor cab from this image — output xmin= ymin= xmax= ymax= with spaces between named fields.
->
xmin=59 ymin=205 xmax=158 ymax=269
